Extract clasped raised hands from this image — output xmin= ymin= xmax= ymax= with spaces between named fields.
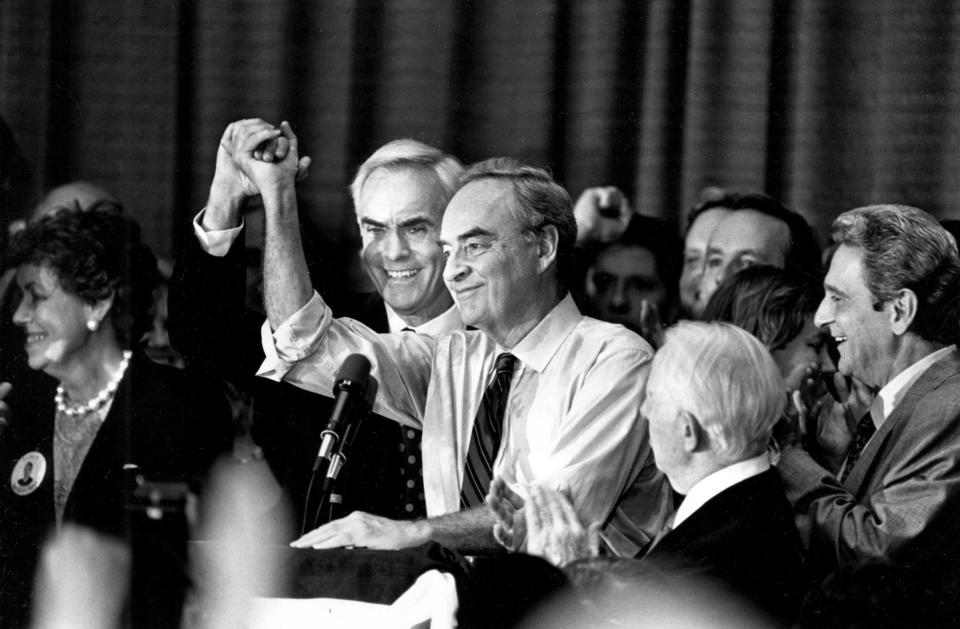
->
xmin=219 ymin=119 xmax=311 ymax=197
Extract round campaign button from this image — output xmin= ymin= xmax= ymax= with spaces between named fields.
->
xmin=11 ymin=452 xmax=46 ymax=496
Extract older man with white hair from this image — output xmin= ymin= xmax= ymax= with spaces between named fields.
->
xmin=490 ymin=321 xmax=807 ymax=622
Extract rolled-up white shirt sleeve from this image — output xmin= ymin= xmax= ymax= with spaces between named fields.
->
xmin=257 ymin=291 xmax=435 ymax=430
xmin=192 ymin=209 xmax=244 ymax=257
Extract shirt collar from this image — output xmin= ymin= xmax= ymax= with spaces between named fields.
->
xmin=671 ymin=454 xmax=770 ymax=529
xmin=385 ymin=303 xmax=463 ymax=336
xmin=504 ymin=294 xmax=582 ymax=373
xmin=872 ymin=345 xmax=956 ymax=426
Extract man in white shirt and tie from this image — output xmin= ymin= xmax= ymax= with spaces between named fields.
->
xmin=239 ymin=121 xmax=672 ymax=554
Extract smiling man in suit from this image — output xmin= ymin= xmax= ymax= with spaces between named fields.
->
xmin=777 ymin=204 xmax=960 ymax=574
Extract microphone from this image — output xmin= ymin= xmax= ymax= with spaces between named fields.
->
xmin=312 ymin=354 xmax=372 ymax=472
xmin=324 ymin=376 xmax=379 ymax=491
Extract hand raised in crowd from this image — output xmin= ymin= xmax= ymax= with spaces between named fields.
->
xmin=488 ymin=477 xmax=527 ymax=552
xmin=290 ymin=510 xmax=427 ymax=550
xmin=573 ymin=186 xmax=634 ymax=246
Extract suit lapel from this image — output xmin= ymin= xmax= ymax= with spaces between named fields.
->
xmin=844 ymin=349 xmax=960 ymax=495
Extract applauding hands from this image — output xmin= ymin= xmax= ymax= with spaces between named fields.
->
xmin=487 ymin=477 xmax=600 ymax=567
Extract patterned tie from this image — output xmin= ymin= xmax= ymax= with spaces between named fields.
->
xmin=399 ymin=327 xmax=426 ymax=517
xmin=840 ymin=411 xmax=876 ymax=483
xmin=460 ymin=353 xmax=517 ymax=509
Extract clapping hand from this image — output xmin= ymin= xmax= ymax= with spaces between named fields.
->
xmin=488 ymin=477 xmax=527 ymax=552
xmin=488 ymin=478 xmax=599 ymax=567
xmin=779 ymin=370 xmax=871 ymax=473
xmin=523 ymin=485 xmax=600 ymax=567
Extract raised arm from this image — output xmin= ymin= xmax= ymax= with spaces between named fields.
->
xmin=169 ymin=119 xmax=300 ymax=378
xmin=228 ymin=120 xmax=313 ymax=329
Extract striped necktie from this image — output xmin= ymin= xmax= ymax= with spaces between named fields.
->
xmin=460 ymin=353 xmax=517 ymax=509
xmin=840 ymin=411 xmax=876 ymax=483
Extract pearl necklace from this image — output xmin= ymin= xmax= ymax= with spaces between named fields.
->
xmin=55 ymin=351 xmax=133 ymax=418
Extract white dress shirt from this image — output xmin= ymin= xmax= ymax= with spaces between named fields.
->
xmin=385 ymin=304 xmax=461 ymax=336
xmin=192 ymin=209 xmax=243 ymax=256
xmin=258 ymin=291 xmax=672 ymax=555
xmin=871 ymin=345 xmax=956 ymax=427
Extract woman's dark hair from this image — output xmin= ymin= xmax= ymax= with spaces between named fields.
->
xmin=701 ymin=266 xmax=824 ymax=351
xmin=9 ymin=201 xmax=159 ymax=349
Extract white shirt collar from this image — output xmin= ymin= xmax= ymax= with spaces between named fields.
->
xmin=506 ymin=294 xmax=582 ymax=373
xmin=672 ymin=454 xmax=770 ymax=528
xmin=385 ymin=303 xmax=463 ymax=336
xmin=871 ymin=345 xmax=955 ymax=426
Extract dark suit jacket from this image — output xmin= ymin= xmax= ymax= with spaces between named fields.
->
xmin=168 ymin=228 xmax=417 ymax=529
xmin=642 ymin=469 xmax=808 ymax=624
xmin=0 ymin=354 xmax=231 ymax=628
xmin=778 ymin=348 xmax=960 ymax=574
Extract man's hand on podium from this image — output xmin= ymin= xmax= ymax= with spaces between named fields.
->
xmin=291 ymin=510 xmax=431 ymax=550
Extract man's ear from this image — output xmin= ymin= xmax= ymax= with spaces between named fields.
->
xmin=536 ymin=224 xmax=559 ymax=274
xmin=678 ymin=410 xmax=701 ymax=453
xmin=889 ymin=288 xmax=918 ymax=336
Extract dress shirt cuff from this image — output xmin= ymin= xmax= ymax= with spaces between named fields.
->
xmin=257 ymin=290 xmax=331 ymax=380
xmin=193 ymin=208 xmax=243 ymax=257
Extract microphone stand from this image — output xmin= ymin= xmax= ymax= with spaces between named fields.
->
xmin=313 ymin=377 xmax=378 ymax=530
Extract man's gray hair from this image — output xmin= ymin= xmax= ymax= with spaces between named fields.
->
xmin=350 ymin=139 xmax=463 ymax=208
xmin=832 ymin=205 xmax=960 ymax=345
xmin=459 ymin=157 xmax=577 ymax=290
xmin=649 ymin=321 xmax=786 ymax=463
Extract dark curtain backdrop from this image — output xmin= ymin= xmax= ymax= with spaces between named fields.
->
xmin=3 ymin=1 xmax=960 ymax=262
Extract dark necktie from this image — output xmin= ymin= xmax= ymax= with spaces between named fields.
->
xmin=460 ymin=353 xmax=517 ymax=509
xmin=399 ymin=326 xmax=426 ymax=517
xmin=646 ymin=523 xmax=673 ymax=554
xmin=840 ymin=411 xmax=876 ymax=483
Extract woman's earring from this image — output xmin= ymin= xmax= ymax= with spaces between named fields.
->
xmin=87 ymin=319 xmax=99 ymax=332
